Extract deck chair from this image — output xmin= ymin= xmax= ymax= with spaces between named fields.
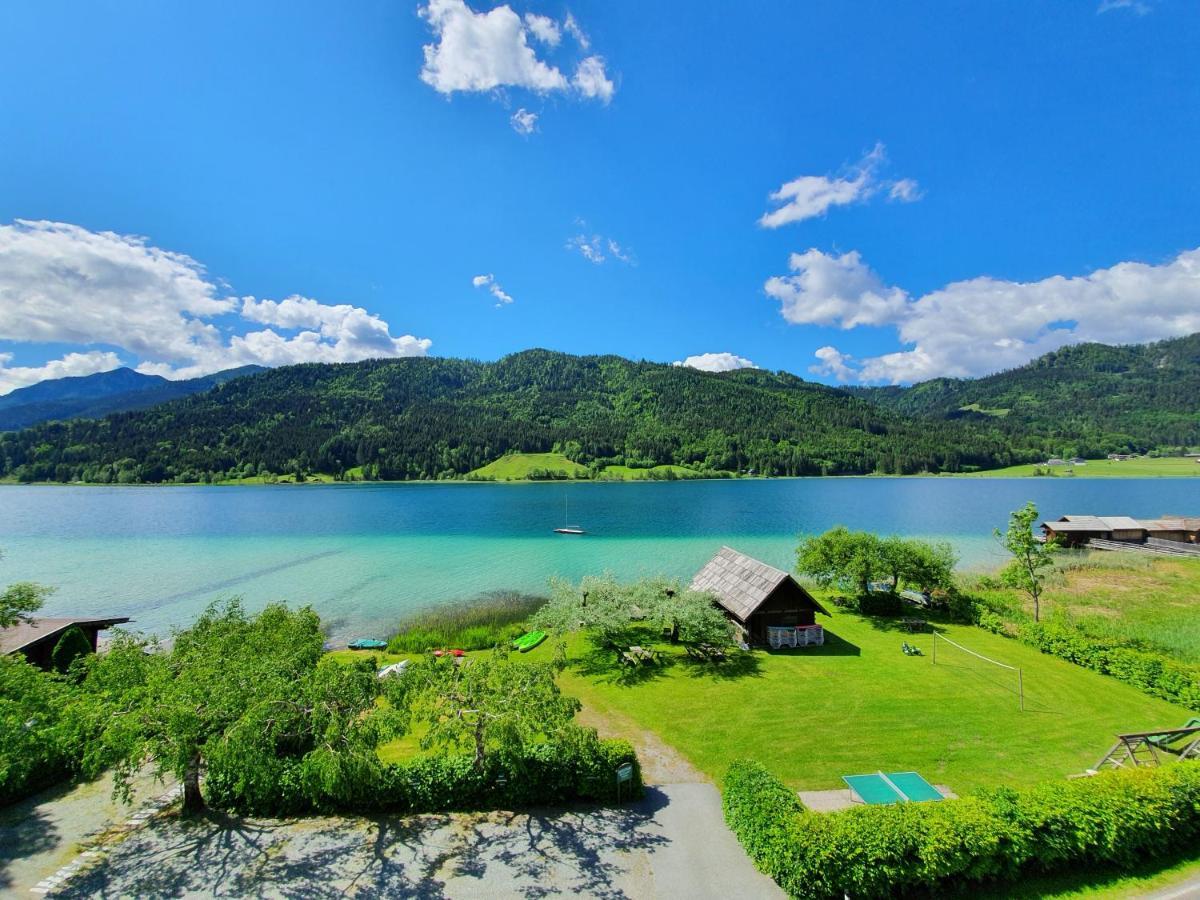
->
xmin=1148 ymin=718 xmax=1200 ymax=748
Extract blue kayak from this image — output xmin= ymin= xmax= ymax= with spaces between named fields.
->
xmin=348 ymin=638 xmax=388 ymax=650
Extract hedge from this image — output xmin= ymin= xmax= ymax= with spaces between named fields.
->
xmin=205 ymin=736 xmax=642 ymax=816
xmin=723 ymin=759 xmax=1200 ymax=899
xmin=1014 ymin=621 xmax=1200 ymax=710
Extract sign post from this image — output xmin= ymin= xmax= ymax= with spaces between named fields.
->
xmin=615 ymin=763 xmax=634 ymax=804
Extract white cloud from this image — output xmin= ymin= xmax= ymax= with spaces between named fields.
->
xmin=673 ymin=352 xmax=757 ymax=373
xmin=766 ymin=246 xmax=1200 ymax=384
xmin=417 ymin=1 xmax=613 ymax=105
xmin=0 ymin=219 xmax=431 ymax=382
xmin=566 ymin=227 xmax=633 ymax=265
xmin=418 ymin=0 xmax=567 ymax=95
xmin=764 ymin=249 xmax=909 ymax=328
xmin=809 ymin=346 xmax=856 ymax=382
xmin=0 ymin=350 xmax=124 ymax=395
xmin=510 ymin=108 xmax=538 ymax=135
xmin=572 ymin=56 xmax=614 ymax=104
xmin=1098 ymin=0 xmax=1151 ymax=14
xmin=563 ymin=12 xmax=589 ymax=49
xmin=759 ymin=143 xmax=920 ymax=228
xmin=523 ymin=12 xmax=560 ymax=46
xmin=471 ymin=273 xmax=513 ymax=307
xmin=888 ymin=178 xmax=923 ymax=202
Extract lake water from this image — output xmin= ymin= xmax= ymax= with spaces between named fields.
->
xmin=3 ymin=478 xmax=1199 ymax=642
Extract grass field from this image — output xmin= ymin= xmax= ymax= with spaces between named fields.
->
xmin=962 ymin=456 xmax=1200 ymax=478
xmin=468 ymin=452 xmax=591 ymax=480
xmin=346 ymin=605 xmax=1191 ymax=793
xmin=553 ymin=613 xmax=1191 ymax=794
xmin=467 ymin=452 xmax=716 ymax=481
xmin=594 ymin=464 xmax=708 ymax=480
xmin=969 ymin=552 xmax=1200 ymax=662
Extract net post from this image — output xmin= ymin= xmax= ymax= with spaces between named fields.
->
xmin=1018 ymin=668 xmax=1024 ymax=711
xmin=932 ymin=632 xmax=937 ymax=664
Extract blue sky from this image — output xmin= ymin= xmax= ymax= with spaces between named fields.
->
xmin=1 ymin=0 xmax=1198 ymax=392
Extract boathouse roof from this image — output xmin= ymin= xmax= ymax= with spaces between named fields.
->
xmin=690 ymin=546 xmax=828 ymax=621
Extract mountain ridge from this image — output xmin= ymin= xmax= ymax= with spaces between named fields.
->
xmin=0 ymin=365 xmax=265 ymax=431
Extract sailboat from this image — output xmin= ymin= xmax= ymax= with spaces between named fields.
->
xmin=554 ymin=495 xmax=586 ymax=535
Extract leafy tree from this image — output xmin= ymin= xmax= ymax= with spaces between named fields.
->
xmin=996 ymin=501 xmax=1060 ymax=622
xmin=51 ymin=625 xmax=93 ymax=675
xmin=0 ymin=548 xmax=54 ymax=628
xmin=386 ymin=648 xmax=580 ymax=770
xmin=0 ymin=655 xmax=75 ymax=804
xmin=535 ymin=574 xmax=640 ymax=650
xmin=628 ymin=577 xmax=731 ymax=647
xmin=798 ymin=529 xmax=959 ymax=599
xmin=83 ymin=599 xmax=328 ymax=812
xmin=535 ymin=575 xmax=732 ymax=653
xmin=796 ymin=527 xmax=887 ymax=597
xmin=879 ymin=536 xmax=958 ymax=593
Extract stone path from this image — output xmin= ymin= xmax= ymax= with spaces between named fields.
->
xmin=0 ymin=770 xmax=176 ymax=897
xmin=48 ymin=783 xmax=780 ymax=899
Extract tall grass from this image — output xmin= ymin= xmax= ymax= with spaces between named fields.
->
xmin=966 ymin=551 xmax=1200 ymax=663
xmin=387 ymin=590 xmax=547 ymax=653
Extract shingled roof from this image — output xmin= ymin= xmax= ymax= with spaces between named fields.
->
xmin=690 ymin=546 xmax=828 ymax=621
xmin=0 ymin=616 xmax=130 ymax=656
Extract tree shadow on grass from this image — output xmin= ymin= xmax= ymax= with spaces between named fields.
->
xmin=60 ymin=793 xmax=672 ymax=900
xmin=678 ymin=651 xmax=764 ymax=681
xmin=763 ymin=630 xmax=862 ymax=657
xmin=569 ymin=636 xmax=675 ymax=687
xmin=0 ymin=790 xmax=60 ymax=891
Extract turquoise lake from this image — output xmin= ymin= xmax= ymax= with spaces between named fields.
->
xmin=3 ymin=479 xmax=1199 ymax=642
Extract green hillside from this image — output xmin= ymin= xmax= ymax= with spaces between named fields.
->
xmin=0 ymin=349 xmax=1014 ymax=484
xmin=469 ymin=452 xmax=590 ymax=481
xmin=858 ymin=334 xmax=1200 ymax=457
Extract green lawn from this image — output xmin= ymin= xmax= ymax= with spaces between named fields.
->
xmin=553 ymin=613 xmax=1191 ymax=795
xmin=962 ymin=456 xmax=1200 ymax=477
xmin=595 ymin=464 xmax=708 ymax=480
xmin=965 ymin=847 xmax=1200 ymax=898
xmin=468 ymin=452 xmax=591 ymax=481
xmin=968 ymin=553 xmax=1200 ymax=663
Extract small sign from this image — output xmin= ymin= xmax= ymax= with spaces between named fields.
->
xmin=616 ymin=763 xmax=634 ymax=783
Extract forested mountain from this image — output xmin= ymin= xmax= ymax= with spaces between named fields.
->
xmin=857 ymin=334 xmax=1200 ymax=457
xmin=0 ymin=365 xmax=264 ymax=431
xmin=0 ymin=350 xmax=1018 ymax=483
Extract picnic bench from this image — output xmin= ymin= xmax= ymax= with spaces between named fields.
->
xmin=685 ymin=642 xmax=727 ymax=662
xmin=620 ymin=645 xmax=658 ymax=666
xmin=900 ymin=618 xmax=927 ymax=633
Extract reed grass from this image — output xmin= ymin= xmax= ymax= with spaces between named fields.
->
xmin=387 ymin=590 xmax=546 ymax=652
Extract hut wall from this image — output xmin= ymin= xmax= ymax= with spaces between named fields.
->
xmin=745 ymin=583 xmax=818 ymax=643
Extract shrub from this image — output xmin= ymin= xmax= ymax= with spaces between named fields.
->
xmin=51 ymin=625 xmax=93 ymax=674
xmin=0 ymin=656 xmax=75 ymax=805
xmin=857 ymin=591 xmax=903 ymax=617
xmin=722 ymin=760 xmax=1200 ymax=899
xmin=205 ymin=732 xmax=641 ymax=815
xmin=1015 ymin=621 xmax=1200 ymax=709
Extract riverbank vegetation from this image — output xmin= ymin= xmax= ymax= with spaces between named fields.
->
xmin=956 ymin=455 xmax=1200 ymax=478
xmin=386 ymin=591 xmax=546 ymax=653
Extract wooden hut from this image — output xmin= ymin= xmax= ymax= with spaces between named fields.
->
xmin=1041 ymin=515 xmax=1147 ymax=547
xmin=691 ymin=546 xmax=828 ymax=644
xmin=0 ymin=616 xmax=130 ymax=669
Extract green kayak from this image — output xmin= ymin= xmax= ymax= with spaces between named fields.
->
xmin=512 ymin=630 xmax=547 ymax=652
